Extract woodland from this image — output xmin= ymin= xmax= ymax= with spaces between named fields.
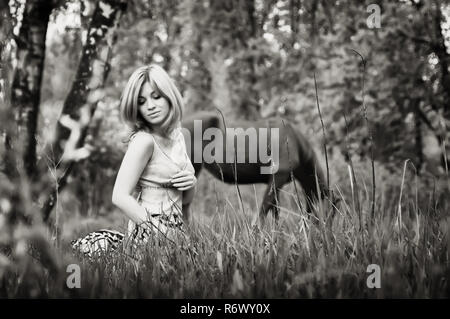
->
xmin=0 ymin=0 xmax=449 ymax=298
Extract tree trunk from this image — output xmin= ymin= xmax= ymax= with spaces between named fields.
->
xmin=1 ymin=1 xmax=15 ymax=177
xmin=430 ymin=1 xmax=450 ymax=119
xmin=41 ymin=0 xmax=128 ymax=222
xmin=407 ymin=1 xmax=450 ymax=172
xmin=242 ymin=0 xmax=260 ymax=119
xmin=290 ymin=0 xmax=301 ymax=46
xmin=1 ymin=1 xmax=15 ymax=179
xmin=428 ymin=1 xmax=450 ymax=171
xmin=0 ymin=1 xmax=13 ymax=112
xmin=0 ymin=0 xmax=11 ymax=44
xmin=10 ymin=0 xmax=53 ymax=178
xmin=1 ymin=0 xmax=55 ymax=226
xmin=310 ymin=0 xmax=319 ymax=40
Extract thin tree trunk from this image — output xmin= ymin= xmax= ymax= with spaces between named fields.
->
xmin=408 ymin=1 xmax=450 ymax=171
xmin=290 ymin=0 xmax=301 ymax=46
xmin=0 ymin=1 xmax=13 ymax=117
xmin=245 ymin=0 xmax=256 ymax=39
xmin=431 ymin=1 xmax=450 ymax=118
xmin=1 ymin=1 xmax=15 ymax=179
xmin=1 ymin=1 xmax=15 ymax=178
xmin=10 ymin=0 xmax=53 ymax=178
xmin=428 ymin=1 xmax=450 ymax=171
xmin=1 ymin=1 xmax=43 ymax=226
xmin=243 ymin=0 xmax=260 ymax=119
xmin=41 ymin=0 xmax=127 ymax=222
xmin=0 ymin=0 xmax=11 ymax=45
xmin=50 ymin=0 xmax=127 ymax=162
xmin=310 ymin=0 xmax=319 ymax=40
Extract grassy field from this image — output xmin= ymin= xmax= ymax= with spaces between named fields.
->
xmin=0 ymin=162 xmax=449 ymax=298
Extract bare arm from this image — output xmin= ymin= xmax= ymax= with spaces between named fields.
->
xmin=112 ymin=132 xmax=154 ymax=225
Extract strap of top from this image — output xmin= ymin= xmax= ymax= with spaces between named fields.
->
xmin=130 ymin=129 xmax=179 ymax=165
xmin=151 ymin=130 xmax=189 ymax=170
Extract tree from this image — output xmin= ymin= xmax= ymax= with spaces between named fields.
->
xmin=10 ymin=0 xmax=54 ymax=178
xmin=40 ymin=0 xmax=128 ymax=222
xmin=1 ymin=0 xmax=128 ymax=227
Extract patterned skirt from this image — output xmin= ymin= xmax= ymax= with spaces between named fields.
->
xmin=71 ymin=187 xmax=190 ymax=259
xmin=71 ymin=213 xmax=187 ymax=259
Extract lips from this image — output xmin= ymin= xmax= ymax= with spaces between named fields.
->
xmin=148 ymin=111 xmax=160 ymax=118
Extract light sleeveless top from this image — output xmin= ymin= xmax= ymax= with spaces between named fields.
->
xmin=127 ymin=127 xmax=195 ymax=236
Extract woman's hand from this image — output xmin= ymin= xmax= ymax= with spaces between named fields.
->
xmin=171 ymin=169 xmax=197 ymax=191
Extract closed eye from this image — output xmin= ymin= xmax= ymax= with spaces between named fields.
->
xmin=151 ymin=93 xmax=161 ymax=100
xmin=138 ymin=97 xmax=146 ymax=105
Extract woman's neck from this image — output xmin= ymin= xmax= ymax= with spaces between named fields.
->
xmin=144 ymin=125 xmax=179 ymax=140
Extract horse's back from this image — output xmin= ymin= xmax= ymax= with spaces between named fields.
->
xmin=182 ymin=111 xmax=319 ymax=178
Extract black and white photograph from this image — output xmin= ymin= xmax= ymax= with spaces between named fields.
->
xmin=0 ymin=0 xmax=449 ymax=303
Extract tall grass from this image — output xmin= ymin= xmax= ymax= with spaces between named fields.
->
xmin=0 ymin=164 xmax=449 ymax=298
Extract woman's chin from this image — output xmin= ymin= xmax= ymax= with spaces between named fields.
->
xmin=147 ymin=117 xmax=164 ymax=126
xmin=148 ymin=113 xmax=168 ymax=125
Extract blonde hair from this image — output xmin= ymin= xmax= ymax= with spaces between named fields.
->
xmin=119 ymin=64 xmax=184 ymax=138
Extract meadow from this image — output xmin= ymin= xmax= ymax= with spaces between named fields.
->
xmin=1 ymin=157 xmax=449 ymax=299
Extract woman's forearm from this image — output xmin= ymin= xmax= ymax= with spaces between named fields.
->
xmin=112 ymin=193 xmax=148 ymax=225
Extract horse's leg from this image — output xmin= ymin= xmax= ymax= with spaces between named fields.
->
xmin=294 ymin=166 xmax=339 ymax=229
xmin=294 ymin=160 xmax=327 ymax=214
xmin=259 ymin=173 xmax=290 ymax=222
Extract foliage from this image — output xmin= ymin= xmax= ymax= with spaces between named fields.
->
xmin=37 ymin=0 xmax=450 ymax=198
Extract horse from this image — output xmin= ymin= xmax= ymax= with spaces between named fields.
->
xmin=181 ymin=110 xmax=329 ymax=221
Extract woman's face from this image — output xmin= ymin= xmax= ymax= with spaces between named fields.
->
xmin=138 ymin=81 xmax=170 ymax=128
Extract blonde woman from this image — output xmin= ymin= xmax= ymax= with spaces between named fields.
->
xmin=71 ymin=65 xmax=196 ymax=257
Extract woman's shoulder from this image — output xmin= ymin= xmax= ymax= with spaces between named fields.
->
xmin=130 ymin=129 xmax=155 ymax=140
xmin=128 ymin=130 xmax=155 ymax=151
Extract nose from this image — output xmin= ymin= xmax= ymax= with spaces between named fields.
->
xmin=146 ymin=100 xmax=156 ymax=111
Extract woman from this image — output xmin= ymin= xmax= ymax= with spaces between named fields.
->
xmin=72 ymin=64 xmax=196 ymax=257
